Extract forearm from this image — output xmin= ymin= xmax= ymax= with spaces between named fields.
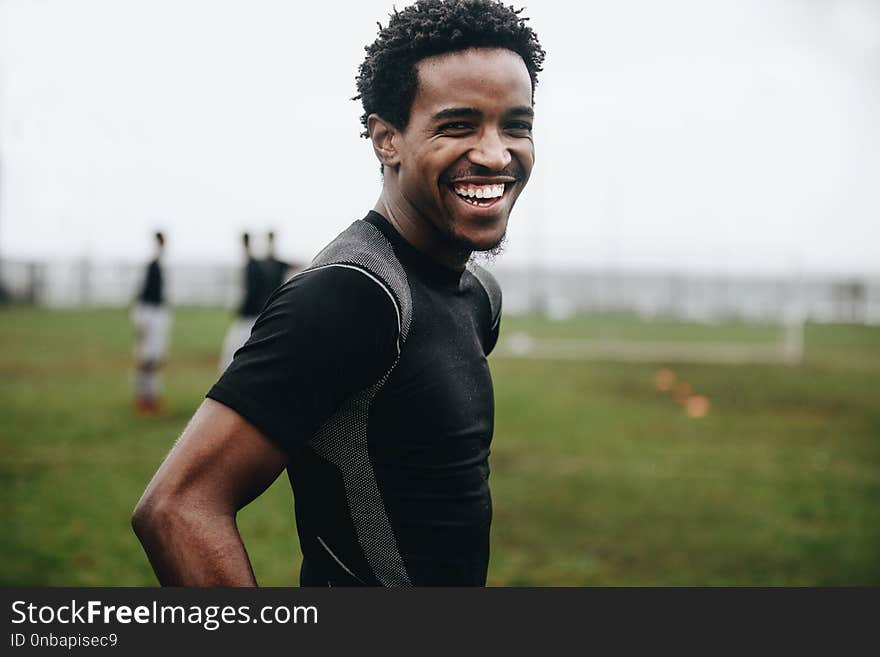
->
xmin=133 ymin=503 xmax=257 ymax=587
xmin=131 ymin=399 xmax=288 ymax=586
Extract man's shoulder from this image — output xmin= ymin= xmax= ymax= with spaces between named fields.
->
xmin=306 ymin=219 xmax=413 ymax=339
xmin=311 ymin=219 xmax=399 ymax=270
xmin=273 ymin=260 xmax=393 ymax=308
xmin=256 ymin=264 xmax=402 ymax=352
xmin=465 ymin=262 xmax=502 ymax=328
xmin=264 ymin=218 xmax=406 ymax=332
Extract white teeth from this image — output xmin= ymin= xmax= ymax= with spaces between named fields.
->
xmin=453 ymin=183 xmax=506 ymax=201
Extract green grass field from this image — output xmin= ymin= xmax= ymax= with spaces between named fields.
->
xmin=2 ymin=306 xmax=879 ymax=586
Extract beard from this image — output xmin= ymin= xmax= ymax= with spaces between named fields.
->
xmin=467 ymin=232 xmax=507 ymax=267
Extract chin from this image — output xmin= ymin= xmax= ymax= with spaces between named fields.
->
xmin=449 ymin=219 xmax=508 ymax=254
xmin=469 ymin=234 xmax=506 ymax=253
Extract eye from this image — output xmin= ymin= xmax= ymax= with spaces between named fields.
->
xmin=505 ymin=121 xmax=533 ymax=135
xmin=438 ymin=122 xmax=474 ymax=134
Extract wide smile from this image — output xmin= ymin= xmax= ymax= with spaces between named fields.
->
xmin=446 ymin=180 xmax=516 ymax=210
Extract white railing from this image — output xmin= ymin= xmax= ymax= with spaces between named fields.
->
xmin=1 ymin=258 xmax=878 ymax=327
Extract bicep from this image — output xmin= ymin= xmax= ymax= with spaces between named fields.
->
xmin=143 ymin=398 xmax=288 ymax=515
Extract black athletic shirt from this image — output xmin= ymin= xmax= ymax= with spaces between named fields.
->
xmin=207 ymin=211 xmax=502 ymax=586
xmin=138 ymin=259 xmax=163 ymax=305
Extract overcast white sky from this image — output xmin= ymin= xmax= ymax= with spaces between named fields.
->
xmin=1 ymin=0 xmax=879 ymax=275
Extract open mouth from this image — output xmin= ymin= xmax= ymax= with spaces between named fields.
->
xmin=448 ymin=182 xmax=509 ymax=208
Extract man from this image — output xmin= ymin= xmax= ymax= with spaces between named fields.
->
xmin=132 ymin=0 xmax=544 ymax=586
xmin=217 ymin=232 xmax=269 ymax=373
xmin=130 ymin=231 xmax=171 ymax=415
xmin=262 ymin=230 xmax=295 ymax=294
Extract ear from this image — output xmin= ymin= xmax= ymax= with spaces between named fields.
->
xmin=368 ymin=114 xmax=401 ymax=168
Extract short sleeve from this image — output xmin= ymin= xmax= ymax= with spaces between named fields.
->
xmin=207 ymin=265 xmax=401 ymax=451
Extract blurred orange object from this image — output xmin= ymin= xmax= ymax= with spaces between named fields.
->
xmin=654 ymin=368 xmax=676 ymax=391
xmin=134 ymin=397 xmax=166 ymax=417
xmin=684 ymin=395 xmax=711 ymax=418
xmin=673 ymin=382 xmax=693 ymax=403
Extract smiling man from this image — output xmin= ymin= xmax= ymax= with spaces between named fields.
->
xmin=132 ymin=0 xmax=545 ymax=587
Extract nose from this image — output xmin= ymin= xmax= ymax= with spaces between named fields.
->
xmin=468 ymin=129 xmax=512 ymax=171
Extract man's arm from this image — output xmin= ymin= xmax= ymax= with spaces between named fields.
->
xmin=131 ymin=398 xmax=288 ymax=586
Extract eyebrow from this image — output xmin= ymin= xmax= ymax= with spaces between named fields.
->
xmin=432 ymin=105 xmax=534 ymax=121
xmin=432 ymin=107 xmax=481 ymax=121
xmin=509 ymin=106 xmax=535 ymax=118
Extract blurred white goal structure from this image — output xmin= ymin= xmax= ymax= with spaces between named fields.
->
xmin=486 ymin=267 xmax=842 ymax=366
xmin=494 ymin=316 xmax=805 ymax=366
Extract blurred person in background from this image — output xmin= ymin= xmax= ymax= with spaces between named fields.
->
xmin=218 ymin=232 xmax=269 ymax=373
xmin=133 ymin=0 xmax=543 ymax=586
xmin=130 ymin=231 xmax=171 ymax=416
xmin=261 ymin=230 xmax=298 ymax=295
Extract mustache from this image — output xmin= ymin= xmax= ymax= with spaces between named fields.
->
xmin=441 ymin=165 xmax=525 ymax=183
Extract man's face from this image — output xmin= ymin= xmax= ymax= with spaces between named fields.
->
xmin=393 ymin=48 xmax=535 ymax=253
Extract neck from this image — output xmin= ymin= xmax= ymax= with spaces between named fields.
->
xmin=374 ymin=189 xmax=470 ymax=271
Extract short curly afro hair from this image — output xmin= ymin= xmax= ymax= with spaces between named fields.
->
xmin=355 ymin=0 xmax=545 ymax=137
